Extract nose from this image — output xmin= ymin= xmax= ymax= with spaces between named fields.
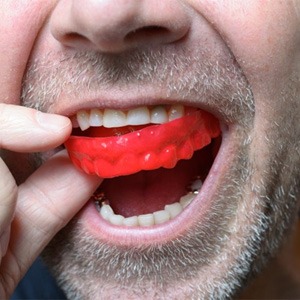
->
xmin=50 ymin=0 xmax=191 ymax=53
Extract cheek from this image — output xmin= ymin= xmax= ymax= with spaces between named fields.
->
xmin=188 ymin=0 xmax=300 ymax=135
xmin=0 ymin=1 xmax=56 ymax=105
xmin=187 ymin=0 xmax=300 ymax=88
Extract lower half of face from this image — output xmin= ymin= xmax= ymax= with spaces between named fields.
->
xmin=18 ymin=4 xmax=300 ymax=298
xmin=40 ymin=132 xmax=299 ymax=299
xmin=19 ymin=53 xmax=297 ymax=299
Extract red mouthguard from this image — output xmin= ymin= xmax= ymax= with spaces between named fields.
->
xmin=65 ymin=110 xmax=221 ymax=178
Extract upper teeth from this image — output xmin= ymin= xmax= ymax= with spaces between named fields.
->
xmin=74 ymin=105 xmax=185 ymax=131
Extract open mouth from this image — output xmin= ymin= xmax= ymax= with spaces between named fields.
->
xmin=65 ymin=104 xmax=222 ymax=230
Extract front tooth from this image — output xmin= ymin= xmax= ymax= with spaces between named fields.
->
xmin=103 ymin=109 xmax=127 ymax=128
xmin=127 ymin=107 xmax=151 ymax=125
xmin=168 ymin=105 xmax=184 ymax=121
xmin=153 ymin=210 xmax=170 ymax=224
xmin=109 ymin=214 xmax=125 ymax=226
xmin=77 ymin=110 xmax=90 ymax=131
xmin=165 ymin=202 xmax=182 ymax=218
xmin=138 ymin=214 xmax=154 ymax=226
xmin=150 ymin=106 xmax=168 ymax=124
xmin=180 ymin=194 xmax=195 ymax=208
xmin=89 ymin=109 xmax=103 ymax=126
xmin=123 ymin=216 xmax=138 ymax=226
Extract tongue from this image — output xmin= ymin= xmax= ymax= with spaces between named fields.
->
xmin=99 ymin=143 xmax=214 ymax=217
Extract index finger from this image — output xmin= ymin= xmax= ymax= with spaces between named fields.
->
xmin=1 ymin=151 xmax=102 ymax=293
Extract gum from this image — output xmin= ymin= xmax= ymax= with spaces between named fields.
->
xmin=65 ymin=110 xmax=221 ymax=178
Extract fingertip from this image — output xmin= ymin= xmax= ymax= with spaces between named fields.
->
xmin=36 ymin=111 xmax=71 ymax=134
xmin=0 ymin=105 xmax=72 ymax=152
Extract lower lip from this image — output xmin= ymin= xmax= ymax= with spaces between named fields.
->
xmin=78 ymin=125 xmax=233 ymax=246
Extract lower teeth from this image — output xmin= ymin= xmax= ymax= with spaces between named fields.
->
xmin=95 ymin=177 xmax=202 ymax=227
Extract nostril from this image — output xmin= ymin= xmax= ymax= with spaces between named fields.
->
xmin=63 ymin=32 xmax=94 ymax=48
xmin=65 ymin=32 xmax=86 ymax=42
xmin=125 ymin=26 xmax=170 ymax=43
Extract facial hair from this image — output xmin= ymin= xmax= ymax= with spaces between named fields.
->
xmin=21 ymin=47 xmax=300 ymax=299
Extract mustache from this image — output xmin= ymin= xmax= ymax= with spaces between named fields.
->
xmin=21 ymin=47 xmax=254 ymax=124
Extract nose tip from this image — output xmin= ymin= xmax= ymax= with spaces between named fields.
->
xmin=50 ymin=0 xmax=191 ymax=53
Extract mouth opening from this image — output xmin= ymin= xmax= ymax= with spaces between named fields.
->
xmin=64 ymin=105 xmax=222 ymax=227
xmin=96 ymin=137 xmax=220 ymax=221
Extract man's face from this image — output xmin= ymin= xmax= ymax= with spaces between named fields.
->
xmin=1 ymin=0 xmax=300 ymax=298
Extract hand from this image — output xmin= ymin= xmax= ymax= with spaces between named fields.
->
xmin=0 ymin=104 xmax=102 ymax=298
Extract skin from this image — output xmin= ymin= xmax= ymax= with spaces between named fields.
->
xmin=0 ymin=0 xmax=300 ymax=299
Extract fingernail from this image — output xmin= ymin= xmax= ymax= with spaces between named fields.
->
xmin=36 ymin=111 xmax=71 ymax=132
